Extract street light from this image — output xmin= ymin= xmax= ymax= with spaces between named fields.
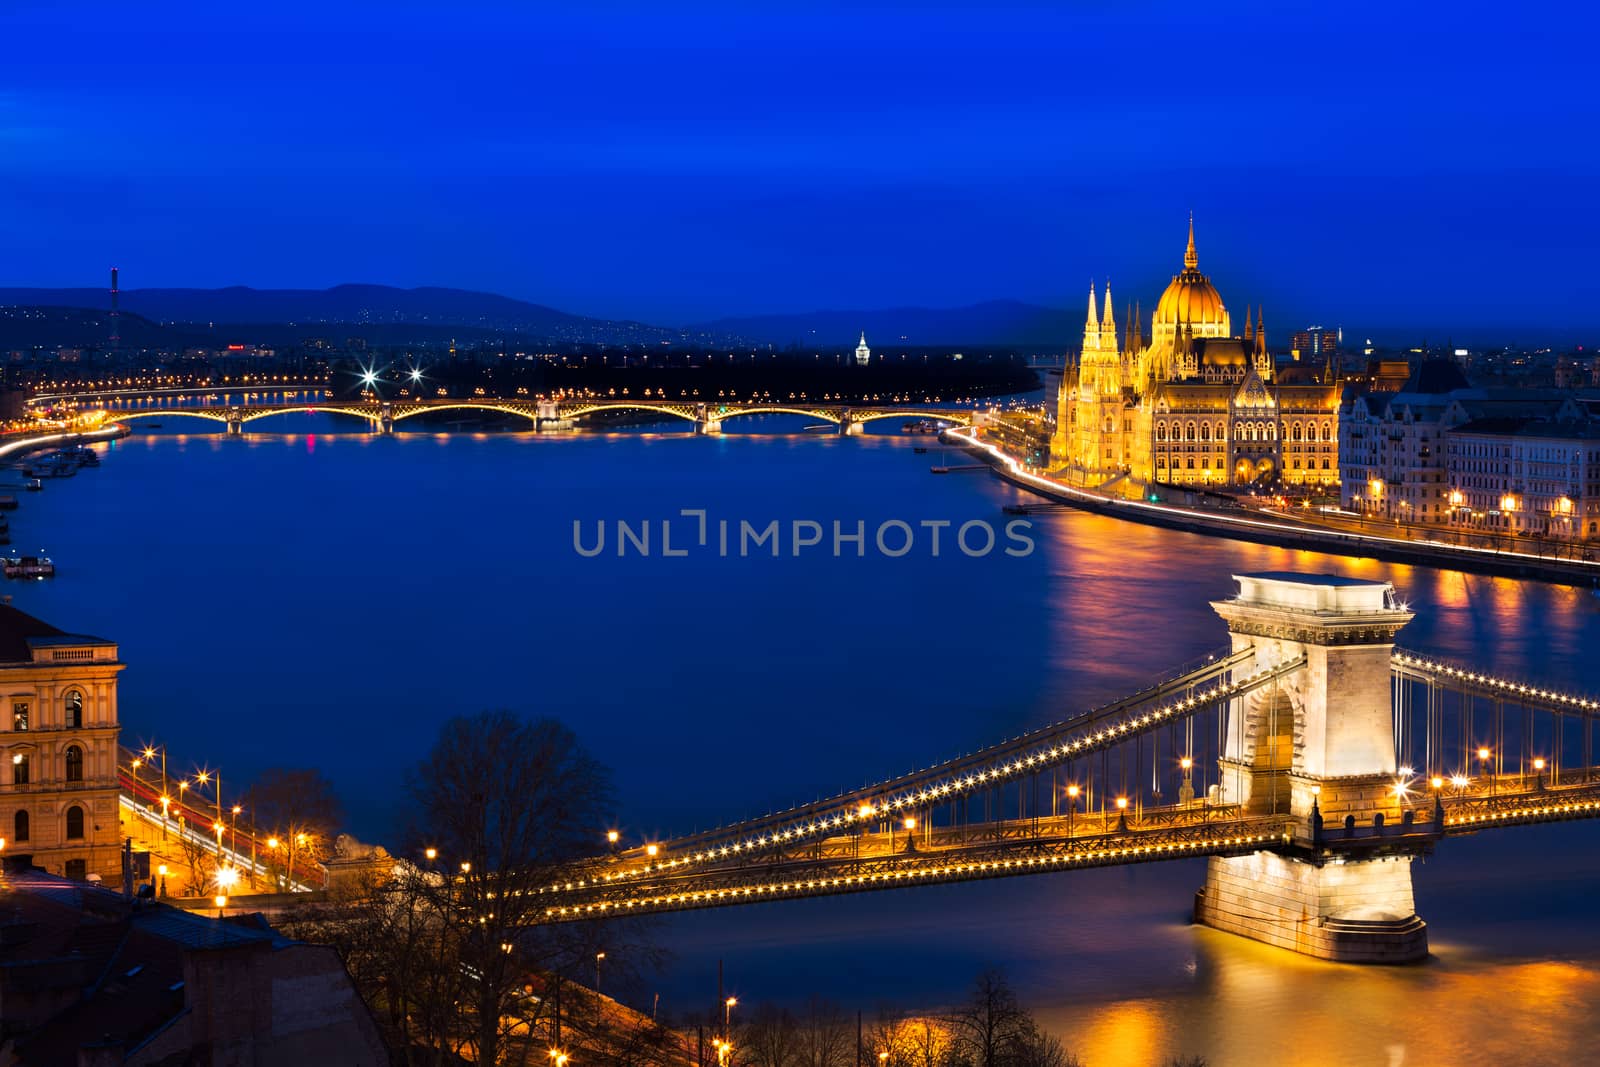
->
xmin=1478 ymin=747 xmax=1494 ymax=795
xmin=1066 ymin=784 xmax=1080 ymax=837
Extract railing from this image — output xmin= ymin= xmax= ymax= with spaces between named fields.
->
xmin=537 ymin=809 xmax=1294 ymax=923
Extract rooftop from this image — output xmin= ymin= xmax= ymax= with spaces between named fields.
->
xmin=0 ymin=602 xmax=113 ymax=665
xmin=0 ymin=870 xmax=292 ymax=1064
xmin=1237 ymin=571 xmax=1386 ymax=588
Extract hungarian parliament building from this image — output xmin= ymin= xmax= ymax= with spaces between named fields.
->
xmin=1050 ymin=220 xmax=1342 ymax=489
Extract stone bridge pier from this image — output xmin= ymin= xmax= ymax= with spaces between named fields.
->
xmin=838 ymin=408 xmax=863 ymax=435
xmin=535 ymin=399 xmax=573 ymax=433
xmin=225 ymin=408 xmax=244 ymax=436
xmin=1194 ymin=572 xmax=1429 ymax=962
xmin=377 ymin=403 xmax=394 ymax=434
xmin=693 ymin=403 xmax=722 ymax=436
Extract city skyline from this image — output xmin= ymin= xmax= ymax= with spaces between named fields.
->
xmin=3 ymin=2 xmax=1598 ymax=339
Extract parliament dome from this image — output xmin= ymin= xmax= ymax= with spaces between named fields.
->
xmin=1153 ymin=218 xmax=1228 ymax=329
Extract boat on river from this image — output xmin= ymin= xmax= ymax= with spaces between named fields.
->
xmin=4 ymin=555 xmax=55 ymax=579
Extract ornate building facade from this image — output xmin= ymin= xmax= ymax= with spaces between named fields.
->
xmin=1051 ymin=221 xmax=1342 ymax=489
xmin=0 ymin=603 xmax=123 ymax=882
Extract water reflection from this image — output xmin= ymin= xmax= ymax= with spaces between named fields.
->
xmin=25 ymin=424 xmax=1600 ymax=1065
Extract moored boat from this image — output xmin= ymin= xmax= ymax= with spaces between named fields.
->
xmin=3 ymin=555 xmax=55 ymax=579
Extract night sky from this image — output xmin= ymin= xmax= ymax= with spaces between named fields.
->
xmin=3 ymin=2 xmax=1596 ymax=339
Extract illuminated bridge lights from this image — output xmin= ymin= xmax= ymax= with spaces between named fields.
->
xmin=1392 ymin=652 xmax=1600 ymax=712
xmin=537 ymin=830 xmax=1289 ymax=922
xmin=538 ymin=657 xmax=1303 ymax=899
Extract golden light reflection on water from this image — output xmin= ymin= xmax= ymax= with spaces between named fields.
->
xmin=1038 ymin=926 xmax=1600 ymax=1067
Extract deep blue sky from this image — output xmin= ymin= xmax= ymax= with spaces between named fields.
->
xmin=3 ymin=1 xmax=1596 ymax=339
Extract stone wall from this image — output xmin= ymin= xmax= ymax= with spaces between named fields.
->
xmin=1194 ymin=850 xmax=1428 ymax=963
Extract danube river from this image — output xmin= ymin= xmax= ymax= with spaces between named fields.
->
xmin=14 ymin=418 xmax=1600 ymax=1066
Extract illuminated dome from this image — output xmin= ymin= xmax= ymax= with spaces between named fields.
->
xmin=1153 ymin=218 xmax=1229 ymax=332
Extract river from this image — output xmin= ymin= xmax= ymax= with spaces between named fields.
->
xmin=11 ymin=416 xmax=1600 ymax=1066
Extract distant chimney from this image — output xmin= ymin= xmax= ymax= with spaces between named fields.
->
xmin=109 ymin=267 xmax=120 ymax=351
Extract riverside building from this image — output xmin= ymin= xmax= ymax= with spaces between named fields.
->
xmin=0 ymin=603 xmax=123 ymax=882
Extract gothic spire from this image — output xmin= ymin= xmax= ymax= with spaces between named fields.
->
xmin=1184 ymin=212 xmax=1198 ymax=270
xmin=1101 ymin=281 xmax=1115 ymax=336
xmin=1085 ymin=280 xmax=1099 ymax=331
xmin=1244 ymin=304 xmax=1254 ymax=343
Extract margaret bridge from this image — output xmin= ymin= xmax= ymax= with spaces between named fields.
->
xmin=36 ymin=387 xmax=975 ymax=436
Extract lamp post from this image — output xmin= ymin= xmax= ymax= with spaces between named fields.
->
xmin=1066 ymin=784 xmax=1079 ymax=837
xmin=1533 ymin=757 xmax=1547 ymax=791
xmin=1478 ymin=747 xmax=1493 ymax=796
xmin=140 ymin=745 xmax=169 ymax=837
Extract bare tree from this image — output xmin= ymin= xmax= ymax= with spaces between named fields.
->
xmin=903 ymin=1017 xmax=955 ymax=1067
xmin=744 ymin=1002 xmax=801 ymax=1067
xmin=277 ymin=865 xmax=468 ymax=1067
xmin=244 ymin=766 xmax=345 ymax=885
xmin=795 ymin=997 xmax=853 ymax=1067
xmin=1012 ymin=1029 xmax=1082 ymax=1067
xmin=948 ymin=970 xmax=1035 ymax=1067
xmin=404 ymin=711 xmax=612 ymax=1067
xmin=175 ymin=818 xmax=215 ymax=897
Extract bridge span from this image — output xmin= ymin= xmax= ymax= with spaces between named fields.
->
xmin=526 ymin=572 xmax=1600 ymax=963
xmin=55 ymin=389 xmax=974 ymax=436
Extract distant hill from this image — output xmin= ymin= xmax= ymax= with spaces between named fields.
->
xmin=689 ymin=300 xmax=1082 ymax=349
xmin=0 ymin=306 xmax=207 ymax=349
xmin=0 ymin=284 xmax=732 ymax=348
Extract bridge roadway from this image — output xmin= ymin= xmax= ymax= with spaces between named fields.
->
xmin=535 ymin=766 xmax=1600 ymax=924
xmin=61 ymin=390 xmax=976 ymax=435
xmin=564 ymin=647 xmax=1291 ymax=891
xmin=522 ymin=645 xmax=1600 ymax=925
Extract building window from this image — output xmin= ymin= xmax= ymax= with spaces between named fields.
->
xmin=64 ymin=691 xmax=83 ymax=729
xmin=13 ymin=809 xmax=28 ymax=842
xmin=66 ymin=805 xmax=84 ymax=840
xmin=12 ymin=753 xmax=28 ymax=785
xmin=65 ymin=745 xmax=84 ymax=783
xmin=12 ymin=702 xmax=28 ymax=732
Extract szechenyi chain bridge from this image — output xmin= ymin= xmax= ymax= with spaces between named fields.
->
xmin=114 ymin=570 xmax=1600 ymax=965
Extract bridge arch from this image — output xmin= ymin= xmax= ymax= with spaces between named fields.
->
xmin=389 ymin=402 xmax=540 ymax=425
xmin=109 ymin=410 xmax=230 ymax=426
xmin=849 ymin=410 xmax=971 ymax=426
xmin=238 ymin=406 xmax=381 ymax=426
xmin=711 ymin=406 xmax=841 ymax=424
xmin=562 ymin=402 xmax=700 ymax=423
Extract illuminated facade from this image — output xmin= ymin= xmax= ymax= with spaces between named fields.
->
xmin=1051 ymin=220 xmax=1342 ymax=489
xmin=0 ymin=604 xmax=123 ymax=882
xmin=855 ymin=331 xmax=871 ymax=367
